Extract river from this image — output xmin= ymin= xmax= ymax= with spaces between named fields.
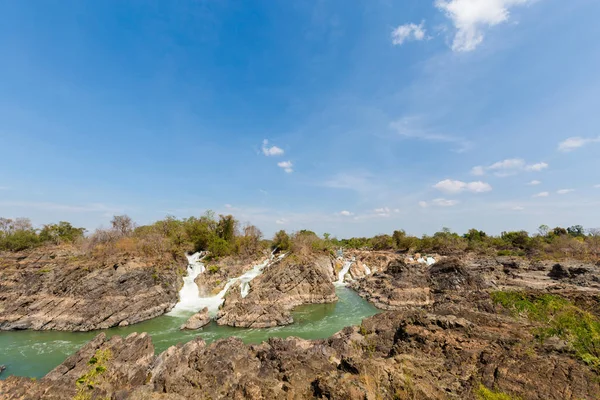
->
xmin=0 ymin=286 xmax=378 ymax=379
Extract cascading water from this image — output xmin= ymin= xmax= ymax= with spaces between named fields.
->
xmin=336 ymin=260 xmax=353 ymax=285
xmin=167 ymin=253 xmax=207 ymax=315
xmin=168 ymin=253 xmax=284 ymax=316
xmin=363 ymin=264 xmax=372 ymax=275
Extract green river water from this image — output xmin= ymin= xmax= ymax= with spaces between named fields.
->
xmin=0 ymin=287 xmax=378 ymax=379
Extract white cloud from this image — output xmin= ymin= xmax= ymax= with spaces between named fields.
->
xmin=261 ymin=139 xmax=285 ymax=156
xmin=224 ymin=204 xmax=233 ymax=209
xmin=392 ymin=22 xmax=426 ymax=46
xmin=524 ymin=162 xmax=549 ymax=172
xmin=558 ymin=136 xmax=600 ymax=152
xmin=418 ymin=201 xmax=428 ymax=208
xmin=277 ymin=161 xmax=294 ymax=173
xmin=557 ymin=189 xmax=575 ymax=195
xmin=435 ymin=0 xmax=533 ymax=52
xmin=339 ymin=210 xmax=353 ymax=216
xmin=390 ymin=117 xmax=471 ymax=152
xmin=431 ymin=198 xmax=459 ymax=207
xmin=533 ymin=191 xmax=549 ymax=198
xmin=595 ymin=184 xmax=600 ymax=189
xmin=512 ymin=206 xmax=525 ymax=211
xmin=528 ymin=180 xmax=541 ymax=186
xmin=472 ymin=158 xmax=548 ymax=176
xmin=275 ymin=218 xmax=287 ymax=225
xmin=433 ymin=179 xmax=492 ymax=194
xmin=373 ymin=207 xmax=391 ymax=217
xmin=471 ymin=166 xmax=485 ymax=176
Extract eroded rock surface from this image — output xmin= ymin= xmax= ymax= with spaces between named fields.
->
xmin=179 ymin=307 xmax=211 ymax=330
xmin=0 ymin=246 xmax=184 ymax=331
xmin=216 ymin=255 xmax=337 ymax=328
xmin=3 ymin=295 xmax=600 ymax=399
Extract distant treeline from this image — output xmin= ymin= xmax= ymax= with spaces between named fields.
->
xmin=1 ymin=215 xmax=598 ymax=261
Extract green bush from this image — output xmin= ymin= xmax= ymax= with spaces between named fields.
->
xmin=476 ymin=384 xmax=520 ymax=400
xmin=207 ymin=265 xmax=220 ymax=274
xmin=491 ymin=291 xmax=600 ymax=371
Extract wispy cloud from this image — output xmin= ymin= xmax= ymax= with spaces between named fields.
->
xmin=433 ymin=179 xmax=492 ymax=194
xmin=277 ymin=161 xmax=294 ymax=173
xmin=0 ymin=201 xmax=124 ymax=214
xmin=261 ymin=139 xmax=285 ymax=156
xmin=512 ymin=206 xmax=525 ymax=211
xmin=557 ymin=136 xmax=600 ymax=152
xmin=389 ymin=116 xmax=471 ymax=152
xmin=339 ymin=210 xmax=354 ymax=216
xmin=533 ymin=191 xmax=549 ymax=198
xmin=471 ymin=158 xmax=548 ymax=177
xmin=435 ymin=0 xmax=535 ymax=52
xmin=391 ymin=22 xmax=426 ymax=46
xmin=528 ymin=180 xmax=541 ymax=186
xmin=557 ymin=189 xmax=575 ymax=195
xmin=419 ymin=198 xmax=460 ymax=207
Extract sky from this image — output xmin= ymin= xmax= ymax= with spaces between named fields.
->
xmin=0 ymin=0 xmax=599 ymax=238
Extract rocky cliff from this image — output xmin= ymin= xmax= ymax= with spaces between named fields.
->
xmin=0 ymin=246 xmax=184 ymax=331
xmin=215 ymin=254 xmax=337 ymax=328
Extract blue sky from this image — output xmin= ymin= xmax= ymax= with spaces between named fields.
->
xmin=0 ymin=0 xmax=599 ymax=238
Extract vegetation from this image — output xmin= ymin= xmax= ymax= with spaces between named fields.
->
xmin=2 ymin=212 xmax=598 ymax=263
xmin=336 ymin=224 xmax=600 ymax=261
xmin=475 ymin=384 xmax=521 ymax=400
xmin=0 ymin=218 xmax=84 ymax=251
xmin=74 ymin=348 xmax=112 ymax=400
xmin=491 ymin=291 xmax=600 ymax=372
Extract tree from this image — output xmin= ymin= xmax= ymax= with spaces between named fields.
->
xmin=216 ymin=215 xmax=236 ymax=243
xmin=538 ymin=225 xmax=550 ymax=237
xmin=39 ymin=221 xmax=85 ymax=244
xmin=567 ymin=225 xmax=585 ymax=238
xmin=272 ymin=230 xmax=291 ymax=251
xmin=111 ymin=215 xmax=134 ymax=236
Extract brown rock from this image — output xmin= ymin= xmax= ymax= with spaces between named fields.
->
xmin=179 ymin=307 xmax=211 ymax=330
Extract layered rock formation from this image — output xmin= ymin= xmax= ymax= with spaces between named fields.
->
xmin=3 ymin=292 xmax=600 ymax=399
xmin=0 ymin=246 xmax=184 ymax=331
xmin=215 ymin=255 xmax=337 ymax=328
xmin=180 ymin=307 xmax=211 ymax=330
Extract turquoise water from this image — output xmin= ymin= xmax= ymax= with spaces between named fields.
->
xmin=0 ymin=287 xmax=378 ymax=379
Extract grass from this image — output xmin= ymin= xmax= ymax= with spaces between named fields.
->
xmin=475 ymin=384 xmax=521 ymax=400
xmin=491 ymin=291 xmax=600 ymax=372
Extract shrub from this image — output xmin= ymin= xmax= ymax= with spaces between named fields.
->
xmin=491 ymin=291 xmax=600 ymax=372
xmin=475 ymin=384 xmax=520 ymax=400
xmin=207 ymin=265 xmax=220 ymax=274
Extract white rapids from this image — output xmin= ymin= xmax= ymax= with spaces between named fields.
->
xmin=336 ymin=259 xmax=353 ymax=286
xmin=168 ymin=252 xmax=283 ymax=316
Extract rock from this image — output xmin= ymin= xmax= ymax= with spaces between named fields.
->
xmin=549 ymin=263 xmax=570 ymax=280
xmin=180 ymin=307 xmax=211 ymax=330
xmin=0 ymin=365 xmax=5 ymax=376
xmin=216 ymin=255 xmax=337 ymax=328
xmin=0 ymin=245 xmax=184 ymax=331
xmin=118 ymin=320 xmax=129 ymax=327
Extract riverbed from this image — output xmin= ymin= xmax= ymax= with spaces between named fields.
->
xmin=0 ymin=286 xmax=378 ymax=379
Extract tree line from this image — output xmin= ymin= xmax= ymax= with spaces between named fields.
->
xmin=1 ymin=215 xmax=599 ymax=261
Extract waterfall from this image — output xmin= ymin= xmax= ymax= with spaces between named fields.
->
xmin=167 ymin=253 xmax=207 ymax=315
xmin=168 ymin=253 xmax=279 ymax=316
xmin=426 ymin=257 xmax=436 ymax=266
xmin=336 ymin=261 xmax=353 ymax=285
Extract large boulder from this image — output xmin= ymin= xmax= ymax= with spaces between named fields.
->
xmin=180 ymin=307 xmax=211 ymax=330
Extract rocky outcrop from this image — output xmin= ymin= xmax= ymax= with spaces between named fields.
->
xmin=3 ymin=295 xmax=600 ymax=400
xmin=351 ymin=259 xmax=433 ymax=310
xmin=0 ymin=246 xmax=184 ymax=331
xmin=194 ymin=254 xmax=268 ymax=296
xmin=180 ymin=307 xmax=211 ymax=330
xmin=216 ymin=255 xmax=337 ymax=328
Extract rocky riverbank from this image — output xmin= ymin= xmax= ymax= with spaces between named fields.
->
xmin=2 ymin=289 xmax=599 ymax=399
xmin=215 ymin=254 xmax=338 ymax=328
xmin=0 ymin=246 xmax=185 ymax=331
